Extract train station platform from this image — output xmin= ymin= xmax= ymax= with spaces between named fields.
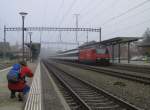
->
xmin=112 ymin=60 xmax=150 ymax=67
xmin=0 ymin=61 xmax=70 ymax=110
xmin=0 ymin=62 xmax=37 ymax=110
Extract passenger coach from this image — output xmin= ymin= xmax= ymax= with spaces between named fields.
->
xmin=51 ymin=47 xmax=111 ymax=65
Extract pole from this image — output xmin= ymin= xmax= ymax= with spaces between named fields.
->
xmin=99 ymin=28 xmax=101 ymax=42
xmin=29 ymin=32 xmax=32 ymax=62
xmin=86 ymin=31 xmax=88 ymax=42
xmin=19 ymin=12 xmax=28 ymax=61
xmin=58 ymin=31 xmax=62 ymax=50
xmin=74 ymin=14 xmax=79 ymax=43
xmin=112 ymin=45 xmax=114 ymax=63
xmin=3 ymin=25 xmax=6 ymax=59
xmin=40 ymin=31 xmax=42 ymax=44
xmin=118 ymin=43 xmax=120 ymax=63
xmin=22 ymin=16 xmax=25 ymax=61
xmin=59 ymin=31 xmax=62 ymax=42
xmin=128 ymin=42 xmax=130 ymax=63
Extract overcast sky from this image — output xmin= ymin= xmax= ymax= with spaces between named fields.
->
xmin=0 ymin=0 xmax=150 ymax=49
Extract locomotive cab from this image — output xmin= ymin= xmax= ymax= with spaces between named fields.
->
xmin=79 ymin=49 xmax=96 ymax=63
xmin=79 ymin=47 xmax=111 ymax=65
xmin=96 ymin=48 xmax=110 ymax=64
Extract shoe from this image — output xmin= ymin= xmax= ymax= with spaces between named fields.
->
xmin=18 ymin=93 xmax=24 ymax=101
xmin=18 ymin=98 xmax=23 ymax=101
xmin=10 ymin=95 xmax=16 ymax=99
xmin=10 ymin=94 xmax=16 ymax=99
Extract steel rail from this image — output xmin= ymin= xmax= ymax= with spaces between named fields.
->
xmin=56 ymin=61 xmax=150 ymax=84
xmin=43 ymin=60 xmax=141 ymax=110
xmin=43 ymin=61 xmax=91 ymax=110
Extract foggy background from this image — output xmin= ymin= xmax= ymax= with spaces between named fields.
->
xmin=0 ymin=0 xmax=150 ymax=52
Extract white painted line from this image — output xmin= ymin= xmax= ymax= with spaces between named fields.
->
xmin=0 ymin=67 xmax=12 ymax=73
xmin=24 ymin=62 xmax=42 ymax=110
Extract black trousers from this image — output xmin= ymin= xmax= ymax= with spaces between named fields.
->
xmin=10 ymin=90 xmax=16 ymax=98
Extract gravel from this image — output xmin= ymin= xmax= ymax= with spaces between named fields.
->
xmin=55 ymin=62 xmax=150 ymax=110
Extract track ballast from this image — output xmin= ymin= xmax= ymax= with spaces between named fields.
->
xmin=43 ymin=60 xmax=140 ymax=110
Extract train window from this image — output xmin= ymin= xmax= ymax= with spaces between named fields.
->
xmin=96 ymin=49 xmax=105 ymax=54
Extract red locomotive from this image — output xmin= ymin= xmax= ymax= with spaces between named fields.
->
xmin=79 ymin=48 xmax=111 ymax=64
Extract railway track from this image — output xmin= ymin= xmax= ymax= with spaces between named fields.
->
xmin=108 ymin=64 xmax=150 ymax=74
xmin=43 ymin=60 xmax=140 ymax=110
xmin=54 ymin=60 xmax=150 ymax=84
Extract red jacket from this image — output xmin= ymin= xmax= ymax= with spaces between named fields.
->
xmin=8 ymin=66 xmax=33 ymax=91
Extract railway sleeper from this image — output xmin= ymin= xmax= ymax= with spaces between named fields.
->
xmin=88 ymin=101 xmax=115 ymax=106
xmin=74 ymin=90 xmax=97 ymax=93
xmin=86 ymin=100 xmax=113 ymax=104
xmin=65 ymin=97 xmax=75 ymax=100
xmin=67 ymin=102 xmax=79 ymax=106
xmin=71 ymin=105 xmax=83 ymax=110
xmin=80 ymin=95 xmax=105 ymax=99
xmin=77 ymin=93 xmax=101 ymax=96
xmin=91 ymin=104 xmax=121 ymax=110
xmin=84 ymin=98 xmax=110 ymax=103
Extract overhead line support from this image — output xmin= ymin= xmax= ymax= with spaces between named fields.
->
xmin=5 ymin=27 xmax=101 ymax=32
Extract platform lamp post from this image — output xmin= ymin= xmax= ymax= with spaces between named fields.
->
xmin=28 ymin=32 xmax=32 ymax=62
xmin=19 ymin=12 xmax=28 ymax=61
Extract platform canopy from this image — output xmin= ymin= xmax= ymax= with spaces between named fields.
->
xmin=100 ymin=37 xmax=141 ymax=45
xmin=79 ymin=37 xmax=141 ymax=49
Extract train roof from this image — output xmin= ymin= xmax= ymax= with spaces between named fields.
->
xmin=56 ymin=48 xmax=79 ymax=56
xmin=59 ymin=48 xmax=78 ymax=53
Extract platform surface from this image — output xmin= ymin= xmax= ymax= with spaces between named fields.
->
xmin=40 ymin=63 xmax=70 ymax=110
xmin=112 ymin=60 xmax=150 ymax=66
xmin=0 ymin=62 xmax=37 ymax=110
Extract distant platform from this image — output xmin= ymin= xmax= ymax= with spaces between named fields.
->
xmin=112 ymin=60 xmax=150 ymax=66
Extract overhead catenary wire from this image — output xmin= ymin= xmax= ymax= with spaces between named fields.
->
xmin=91 ymin=0 xmax=150 ymax=42
xmin=59 ymin=0 xmax=100 ymax=27
xmin=52 ymin=0 xmax=64 ymax=26
xmin=60 ymin=0 xmax=92 ymax=26
xmin=81 ymin=0 xmax=120 ymax=26
xmin=77 ymin=0 xmax=93 ymax=14
xmin=101 ymin=0 xmax=150 ymax=26
xmin=58 ymin=0 xmax=77 ymax=27
xmin=0 ymin=15 xmax=9 ymax=43
xmin=80 ymin=0 xmax=105 ymax=20
xmin=103 ymin=6 xmax=150 ymax=29
xmin=104 ymin=25 xmax=148 ymax=39
xmin=40 ymin=0 xmax=49 ymax=42
xmin=42 ymin=0 xmax=49 ymax=26
xmin=103 ymin=18 xmax=150 ymax=37
xmin=71 ymin=0 xmax=106 ymax=42
xmin=57 ymin=0 xmax=78 ymax=49
xmin=49 ymin=0 xmax=64 ymax=42
xmin=62 ymin=0 xmax=100 ymax=27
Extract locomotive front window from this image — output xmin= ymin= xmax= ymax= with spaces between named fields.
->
xmin=96 ymin=49 xmax=106 ymax=54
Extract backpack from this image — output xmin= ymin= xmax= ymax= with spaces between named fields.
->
xmin=7 ymin=64 xmax=21 ymax=83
